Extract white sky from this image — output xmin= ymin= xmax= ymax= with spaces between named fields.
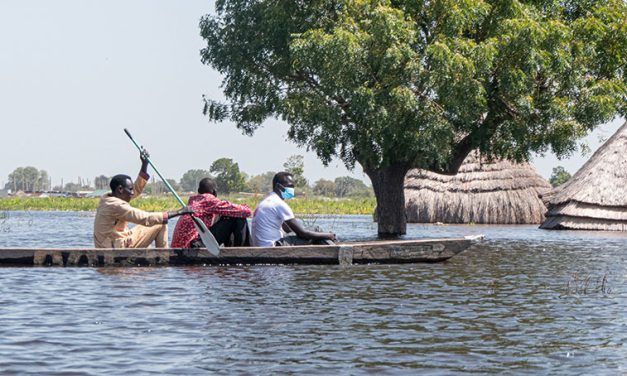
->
xmin=0 ymin=0 xmax=623 ymax=188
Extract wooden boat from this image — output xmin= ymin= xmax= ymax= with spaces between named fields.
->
xmin=0 ymin=235 xmax=484 ymax=267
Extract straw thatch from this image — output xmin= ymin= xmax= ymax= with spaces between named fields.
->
xmin=541 ymin=121 xmax=627 ymax=231
xmin=405 ymin=152 xmax=551 ymax=224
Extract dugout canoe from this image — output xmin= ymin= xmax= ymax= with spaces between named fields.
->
xmin=0 ymin=235 xmax=484 ymax=267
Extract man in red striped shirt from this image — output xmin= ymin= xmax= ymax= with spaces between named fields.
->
xmin=171 ymin=178 xmax=252 ymax=248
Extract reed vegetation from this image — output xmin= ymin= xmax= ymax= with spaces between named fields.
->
xmin=0 ymin=195 xmax=375 ymax=215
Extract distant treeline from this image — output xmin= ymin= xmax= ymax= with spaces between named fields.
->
xmin=3 ymin=155 xmax=374 ymax=198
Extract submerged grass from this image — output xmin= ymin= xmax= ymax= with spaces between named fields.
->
xmin=0 ymin=195 xmax=376 ymax=215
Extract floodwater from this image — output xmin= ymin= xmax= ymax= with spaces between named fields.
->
xmin=0 ymin=211 xmax=626 ymax=375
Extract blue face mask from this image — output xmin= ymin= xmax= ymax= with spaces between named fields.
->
xmin=281 ymin=187 xmax=295 ymax=200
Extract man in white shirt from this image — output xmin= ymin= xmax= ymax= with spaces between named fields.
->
xmin=251 ymin=172 xmax=336 ymax=247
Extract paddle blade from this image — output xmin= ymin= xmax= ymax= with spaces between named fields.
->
xmin=191 ymin=216 xmax=220 ymax=257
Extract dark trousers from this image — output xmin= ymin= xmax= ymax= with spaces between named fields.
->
xmin=275 ymin=235 xmax=335 ymax=246
xmin=275 ymin=224 xmax=335 ymax=246
xmin=209 ymin=216 xmax=251 ymax=247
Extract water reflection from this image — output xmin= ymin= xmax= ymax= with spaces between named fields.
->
xmin=0 ymin=212 xmax=625 ymax=374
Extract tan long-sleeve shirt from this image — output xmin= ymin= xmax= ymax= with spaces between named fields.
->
xmin=93 ymin=173 xmax=167 ymax=248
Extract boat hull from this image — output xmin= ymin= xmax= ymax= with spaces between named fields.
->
xmin=0 ymin=237 xmax=483 ymax=267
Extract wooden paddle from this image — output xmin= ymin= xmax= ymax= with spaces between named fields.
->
xmin=124 ymin=128 xmax=221 ymax=256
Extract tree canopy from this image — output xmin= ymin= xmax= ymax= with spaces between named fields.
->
xmin=313 ymin=178 xmax=336 ymax=196
xmin=200 ymin=0 xmax=626 ymax=235
xmin=5 ymin=167 xmax=50 ymax=192
xmin=334 ymin=176 xmax=373 ymax=197
xmin=549 ymin=165 xmax=572 ymax=187
xmin=180 ymin=169 xmax=212 ymax=192
xmin=247 ymin=171 xmax=276 ymax=193
xmin=283 ymin=155 xmax=308 ymax=188
xmin=210 ymin=158 xmax=247 ymax=193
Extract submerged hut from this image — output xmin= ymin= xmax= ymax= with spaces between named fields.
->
xmin=541 ymin=121 xmax=627 ymax=231
xmin=405 ymin=152 xmax=551 ymax=224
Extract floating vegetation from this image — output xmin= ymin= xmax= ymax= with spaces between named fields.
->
xmin=0 ymin=197 xmax=99 ymax=211
xmin=0 ymin=196 xmax=375 ymax=215
xmin=564 ymin=272 xmax=612 ymax=295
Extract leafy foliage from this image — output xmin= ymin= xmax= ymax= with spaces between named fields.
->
xmin=334 ymin=176 xmax=373 ymax=197
xmin=0 ymin=196 xmax=377 ymax=215
xmin=549 ymin=165 xmax=572 ymax=187
xmin=200 ymin=0 xmax=626 ymax=234
xmin=201 ymin=0 xmax=626 ymax=172
xmin=5 ymin=167 xmax=50 ymax=192
xmin=313 ymin=178 xmax=336 ymax=196
xmin=210 ymin=158 xmax=247 ymax=193
xmin=246 ymin=171 xmax=276 ymax=193
xmin=180 ymin=169 xmax=212 ymax=192
xmin=282 ymin=155 xmax=308 ymax=187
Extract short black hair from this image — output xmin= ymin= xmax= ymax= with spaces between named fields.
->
xmin=198 ymin=177 xmax=217 ymax=194
xmin=272 ymin=172 xmax=293 ymax=188
xmin=110 ymin=174 xmax=132 ymax=191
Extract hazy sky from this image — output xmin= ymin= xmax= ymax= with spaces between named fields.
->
xmin=0 ymin=0 xmax=623 ymax=188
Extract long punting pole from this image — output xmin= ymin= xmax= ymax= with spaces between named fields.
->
xmin=123 ymin=128 xmax=220 ymax=255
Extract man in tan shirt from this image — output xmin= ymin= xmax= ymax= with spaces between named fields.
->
xmin=93 ymin=152 xmax=192 ymax=248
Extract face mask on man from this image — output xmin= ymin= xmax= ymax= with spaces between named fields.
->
xmin=281 ymin=187 xmax=295 ymax=200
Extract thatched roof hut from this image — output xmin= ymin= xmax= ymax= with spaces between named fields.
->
xmin=405 ymin=152 xmax=551 ymax=224
xmin=541 ymin=121 xmax=627 ymax=231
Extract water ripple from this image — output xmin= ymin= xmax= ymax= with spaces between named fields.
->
xmin=0 ymin=212 xmax=626 ymax=374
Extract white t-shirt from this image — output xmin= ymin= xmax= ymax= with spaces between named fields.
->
xmin=251 ymin=192 xmax=295 ymax=247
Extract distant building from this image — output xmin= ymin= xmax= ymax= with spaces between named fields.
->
xmin=86 ymin=190 xmax=108 ymax=198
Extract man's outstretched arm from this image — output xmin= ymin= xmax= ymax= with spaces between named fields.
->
xmin=284 ymin=218 xmax=336 ymax=242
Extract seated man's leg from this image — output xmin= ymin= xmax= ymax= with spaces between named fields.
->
xmin=275 ymin=218 xmax=311 ymax=246
xmin=275 ymin=235 xmax=312 ymax=246
xmin=127 ymin=224 xmax=169 ymax=248
xmin=275 ymin=224 xmax=335 ymax=246
xmin=230 ymin=217 xmax=251 ymax=246
xmin=209 ymin=217 xmax=251 ymax=247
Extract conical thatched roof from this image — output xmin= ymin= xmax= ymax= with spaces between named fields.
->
xmin=405 ymin=152 xmax=551 ymax=224
xmin=541 ymin=121 xmax=627 ymax=231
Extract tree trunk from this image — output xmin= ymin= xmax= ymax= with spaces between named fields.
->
xmin=365 ymin=164 xmax=410 ymax=238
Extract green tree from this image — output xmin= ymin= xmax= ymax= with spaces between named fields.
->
xmin=5 ymin=167 xmax=50 ymax=192
xmin=180 ymin=169 xmax=211 ymax=192
xmin=313 ymin=178 xmax=336 ymax=197
xmin=210 ymin=158 xmax=247 ymax=194
xmin=166 ymin=178 xmax=181 ymax=193
xmin=282 ymin=155 xmax=308 ymax=188
xmin=334 ymin=176 xmax=372 ymax=197
xmin=549 ymin=166 xmax=572 ymax=187
xmin=247 ymin=171 xmax=276 ymax=193
xmin=200 ymin=0 xmax=626 ymax=236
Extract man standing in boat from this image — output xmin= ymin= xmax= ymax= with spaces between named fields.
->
xmin=93 ymin=150 xmax=192 ymax=248
xmin=171 ymin=177 xmax=252 ymax=248
xmin=251 ymin=172 xmax=336 ymax=247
